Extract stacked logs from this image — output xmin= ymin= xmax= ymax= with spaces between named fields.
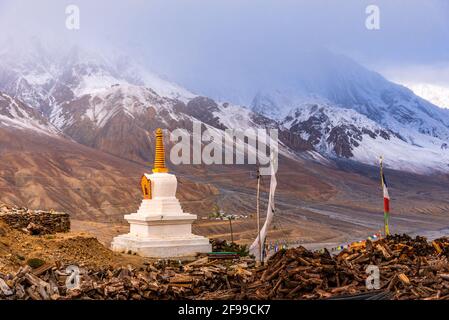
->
xmin=235 ymin=235 xmax=449 ymax=300
xmin=0 ymin=257 xmax=255 ymax=300
xmin=1 ymin=235 xmax=448 ymax=300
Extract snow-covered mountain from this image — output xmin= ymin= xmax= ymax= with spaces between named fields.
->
xmin=49 ymin=83 xmax=196 ymax=161
xmin=49 ymin=82 xmax=272 ymax=163
xmin=246 ymin=50 xmax=449 ymax=172
xmin=403 ymin=83 xmax=449 ymax=110
xmin=0 ymin=40 xmax=195 ymax=117
xmin=0 ymin=91 xmax=59 ymax=135
xmin=281 ymin=103 xmax=449 ymax=173
xmin=1 ymin=42 xmax=449 ymax=174
xmin=251 ymin=51 xmax=449 ymax=141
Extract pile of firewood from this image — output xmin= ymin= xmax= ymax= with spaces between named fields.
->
xmin=233 ymin=235 xmax=449 ymax=300
xmin=1 ymin=235 xmax=448 ymax=300
xmin=0 ymin=257 xmax=255 ymax=300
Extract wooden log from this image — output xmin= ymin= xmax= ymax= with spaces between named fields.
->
xmin=376 ymin=244 xmax=392 ymax=259
xmin=265 ymin=263 xmax=286 ymax=282
xmin=398 ymin=273 xmax=411 ymax=286
xmin=439 ymin=274 xmax=449 ymax=281
xmin=32 ymin=263 xmax=54 ymax=276
xmin=169 ymin=274 xmax=194 ymax=284
xmin=0 ymin=278 xmax=13 ymax=296
xmin=269 ymin=277 xmax=283 ymax=297
xmin=432 ymin=241 xmax=443 ymax=255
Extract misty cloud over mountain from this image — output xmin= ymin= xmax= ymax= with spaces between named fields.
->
xmin=1 ymin=0 xmax=449 ymax=102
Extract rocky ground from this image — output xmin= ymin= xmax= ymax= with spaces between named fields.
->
xmin=1 ymin=200 xmax=449 ymax=300
xmin=1 ymin=215 xmax=449 ymax=300
xmin=0 ymin=220 xmax=147 ymax=274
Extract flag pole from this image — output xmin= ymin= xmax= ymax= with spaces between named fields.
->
xmin=249 ymin=155 xmax=278 ymax=264
xmin=380 ymin=156 xmax=390 ymax=236
xmin=256 ymin=166 xmax=262 ymax=263
xmin=228 ymin=217 xmax=234 ymax=243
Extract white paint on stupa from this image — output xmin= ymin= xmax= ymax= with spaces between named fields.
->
xmin=111 ymin=172 xmax=211 ymax=258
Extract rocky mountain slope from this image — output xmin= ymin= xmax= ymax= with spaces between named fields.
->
xmin=249 ymin=51 xmax=449 ymax=172
xmin=0 ymin=126 xmax=222 ymax=220
xmin=0 ymin=92 xmax=58 ymax=135
xmin=0 ymin=40 xmax=194 ymax=116
xmin=280 ymin=103 xmax=449 ymax=173
xmin=2 ymin=43 xmax=449 ymax=174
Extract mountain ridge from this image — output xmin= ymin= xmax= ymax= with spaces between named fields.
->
xmin=1 ymin=44 xmax=449 ymax=174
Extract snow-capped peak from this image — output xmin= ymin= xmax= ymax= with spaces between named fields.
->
xmin=280 ymin=102 xmax=449 ymax=174
xmin=0 ymin=42 xmax=196 ymax=116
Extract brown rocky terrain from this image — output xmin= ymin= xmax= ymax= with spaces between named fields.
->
xmin=2 ymin=219 xmax=449 ymax=300
xmin=0 ymin=127 xmax=220 ymax=221
xmin=0 ymin=220 xmax=147 ymax=274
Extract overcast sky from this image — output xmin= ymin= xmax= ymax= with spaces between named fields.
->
xmin=1 ymin=0 xmax=449 ymax=96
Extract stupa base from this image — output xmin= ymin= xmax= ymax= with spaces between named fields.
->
xmin=111 ymin=234 xmax=212 ymax=259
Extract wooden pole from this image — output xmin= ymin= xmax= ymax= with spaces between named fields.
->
xmin=256 ymin=167 xmax=262 ymax=262
xmin=380 ymin=156 xmax=390 ymax=236
xmin=228 ymin=217 xmax=234 ymax=243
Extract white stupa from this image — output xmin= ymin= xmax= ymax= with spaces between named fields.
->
xmin=111 ymin=128 xmax=211 ymax=258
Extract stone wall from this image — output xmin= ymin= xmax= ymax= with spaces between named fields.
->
xmin=0 ymin=203 xmax=70 ymax=235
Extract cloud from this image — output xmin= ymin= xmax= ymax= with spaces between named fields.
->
xmin=1 ymin=0 xmax=448 ymax=99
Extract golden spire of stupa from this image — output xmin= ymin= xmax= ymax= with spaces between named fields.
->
xmin=153 ymin=128 xmax=168 ymax=173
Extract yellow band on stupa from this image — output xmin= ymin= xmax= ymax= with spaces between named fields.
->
xmin=153 ymin=128 xmax=168 ymax=173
